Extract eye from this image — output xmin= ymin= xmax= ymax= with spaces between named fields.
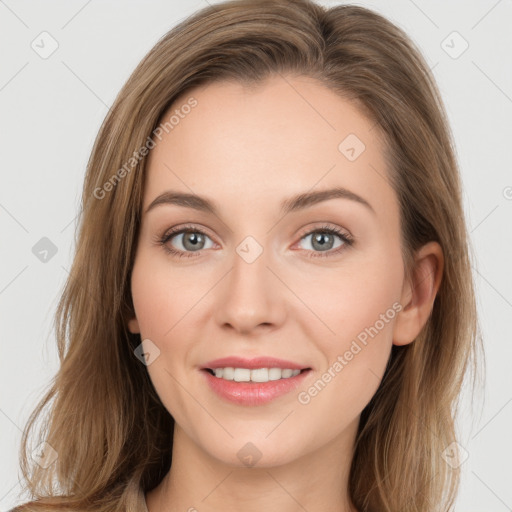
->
xmin=158 ymin=224 xmax=215 ymax=258
xmin=295 ymin=224 xmax=354 ymax=258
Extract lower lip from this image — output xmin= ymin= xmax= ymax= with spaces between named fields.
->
xmin=202 ymin=369 xmax=311 ymax=406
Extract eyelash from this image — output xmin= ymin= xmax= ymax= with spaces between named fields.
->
xmin=156 ymin=223 xmax=354 ymax=259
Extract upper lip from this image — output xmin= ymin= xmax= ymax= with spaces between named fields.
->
xmin=202 ymin=356 xmax=311 ymax=370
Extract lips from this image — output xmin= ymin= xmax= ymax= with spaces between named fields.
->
xmin=200 ymin=355 xmax=312 ymax=406
xmin=202 ymin=368 xmax=310 ymax=406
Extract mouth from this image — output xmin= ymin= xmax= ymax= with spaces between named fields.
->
xmin=201 ymin=366 xmax=312 ymax=406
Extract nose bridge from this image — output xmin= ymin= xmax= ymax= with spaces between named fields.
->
xmin=216 ymin=234 xmax=284 ymax=333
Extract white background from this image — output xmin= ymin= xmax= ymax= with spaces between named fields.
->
xmin=1 ymin=0 xmax=511 ymax=510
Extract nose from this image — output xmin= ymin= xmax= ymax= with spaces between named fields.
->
xmin=214 ymin=242 xmax=286 ymax=336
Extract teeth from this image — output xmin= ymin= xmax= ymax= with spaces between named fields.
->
xmin=211 ymin=367 xmax=301 ymax=382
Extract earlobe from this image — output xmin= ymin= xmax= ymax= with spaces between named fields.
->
xmin=127 ymin=316 xmax=140 ymax=334
xmin=393 ymin=241 xmax=444 ymax=346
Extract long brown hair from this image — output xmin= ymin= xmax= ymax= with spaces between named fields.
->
xmin=13 ymin=1 xmax=483 ymax=511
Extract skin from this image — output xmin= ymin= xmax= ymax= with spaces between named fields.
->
xmin=127 ymin=74 xmax=443 ymax=512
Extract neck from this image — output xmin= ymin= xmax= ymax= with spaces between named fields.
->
xmin=145 ymin=420 xmax=359 ymax=512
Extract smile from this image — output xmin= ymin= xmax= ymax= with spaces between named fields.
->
xmin=201 ymin=367 xmax=312 ymax=406
xmin=206 ymin=367 xmax=304 ymax=382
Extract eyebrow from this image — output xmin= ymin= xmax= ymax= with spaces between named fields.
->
xmin=145 ymin=187 xmax=375 ymax=216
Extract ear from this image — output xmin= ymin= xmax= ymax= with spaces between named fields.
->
xmin=127 ymin=316 xmax=140 ymax=334
xmin=393 ymin=241 xmax=444 ymax=346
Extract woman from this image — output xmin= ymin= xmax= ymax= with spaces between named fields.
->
xmin=13 ymin=0 xmax=482 ymax=511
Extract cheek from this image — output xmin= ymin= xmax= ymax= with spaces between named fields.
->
xmin=295 ymin=253 xmax=402 ymax=344
xmin=334 ymin=272 xmax=398 ymax=345
xmin=290 ymin=249 xmax=403 ymax=401
xmin=130 ymin=253 xmax=198 ymax=420
xmin=130 ymin=262 xmax=169 ymax=340
xmin=130 ymin=250 xmax=209 ymax=339
xmin=292 ymin=279 xmax=400 ymax=436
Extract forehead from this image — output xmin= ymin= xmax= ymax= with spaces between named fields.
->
xmin=143 ymin=75 xmax=395 ymax=220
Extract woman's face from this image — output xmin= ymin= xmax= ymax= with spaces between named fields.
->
xmin=128 ymin=75 xmax=413 ymax=467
